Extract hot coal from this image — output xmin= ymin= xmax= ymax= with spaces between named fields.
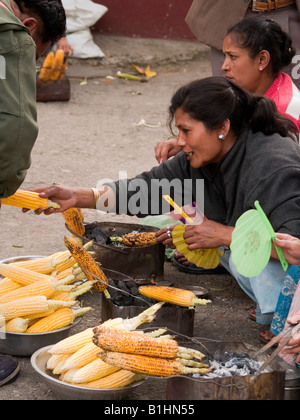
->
xmin=195 ymin=350 xmax=265 ymax=379
xmin=106 ymin=278 xmax=172 ymax=307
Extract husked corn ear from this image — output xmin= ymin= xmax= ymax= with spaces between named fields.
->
xmin=25 ymin=299 xmax=78 ymax=320
xmin=93 ymin=327 xmax=206 ymax=360
xmin=110 ymin=232 xmax=157 ymax=247
xmin=0 ymin=263 xmax=62 ymax=286
xmin=49 ymin=327 xmax=95 ymax=354
xmin=47 ymin=353 xmax=71 ymax=371
xmin=50 ymin=49 xmax=65 ymax=81
xmin=0 ymin=277 xmax=21 ymax=297
xmin=26 ymin=307 xmax=92 ymax=333
xmin=61 ymin=341 xmax=100 ymax=371
xmin=85 ymin=370 xmax=142 ymax=389
xmin=1 ymin=190 xmax=60 ymax=210
xmin=0 ymin=295 xmax=49 ymax=321
xmin=93 ymin=328 xmax=179 ymax=358
xmin=64 ymin=236 xmax=109 ymax=295
xmin=0 ymin=278 xmax=75 ymax=304
xmin=39 ymin=51 xmax=55 ymax=81
xmin=62 ymin=358 xmax=119 ymax=384
xmin=1 ymin=317 xmax=30 ymax=333
xmin=11 ymin=252 xmax=72 ymax=274
xmin=62 ymin=208 xmax=85 ymax=237
xmin=138 ymin=285 xmax=211 ymax=308
xmin=98 ymin=352 xmax=178 ymax=377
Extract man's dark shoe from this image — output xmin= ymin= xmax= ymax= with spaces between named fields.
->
xmin=0 ymin=355 xmax=20 ymax=386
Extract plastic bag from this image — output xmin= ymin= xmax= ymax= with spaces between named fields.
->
xmin=61 ymin=0 xmax=108 ymax=58
xmin=62 ymin=0 xmax=108 ymax=32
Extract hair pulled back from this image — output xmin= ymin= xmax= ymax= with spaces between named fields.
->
xmin=169 ymin=77 xmax=297 ymax=140
xmin=227 ymin=17 xmax=295 ymax=76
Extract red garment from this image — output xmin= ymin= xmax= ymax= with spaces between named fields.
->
xmin=266 ymin=72 xmax=300 ymax=132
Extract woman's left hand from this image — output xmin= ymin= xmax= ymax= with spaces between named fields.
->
xmin=183 ymin=219 xmax=233 ymax=250
xmin=155 ymin=226 xmax=176 ymax=247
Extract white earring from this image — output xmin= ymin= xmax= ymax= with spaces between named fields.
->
xmin=218 ymin=134 xmax=225 ymax=140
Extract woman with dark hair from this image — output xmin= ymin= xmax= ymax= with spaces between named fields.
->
xmin=27 ymin=77 xmax=300 ymax=330
xmin=155 ymin=17 xmax=300 ymax=164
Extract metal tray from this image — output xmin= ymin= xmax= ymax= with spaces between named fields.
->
xmin=31 ymin=345 xmax=146 ymax=400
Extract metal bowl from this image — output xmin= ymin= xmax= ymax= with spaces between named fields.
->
xmin=31 ymin=345 xmax=147 ymax=400
xmin=0 ymin=318 xmax=82 ymax=356
xmin=0 ymin=255 xmax=46 ymax=265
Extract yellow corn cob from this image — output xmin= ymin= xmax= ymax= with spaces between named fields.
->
xmin=49 ymin=327 xmax=95 ymax=355
xmin=0 ymin=263 xmax=75 ymax=287
xmin=11 ymin=252 xmax=72 ymax=274
xmin=25 ymin=299 xmax=78 ymax=320
xmin=62 ymin=358 xmax=119 ymax=384
xmin=110 ymin=232 xmax=157 ymax=247
xmin=138 ymin=285 xmax=211 ymax=308
xmin=98 ymin=352 xmax=211 ymax=377
xmin=0 ymin=277 xmax=21 ymax=297
xmin=39 ymin=51 xmax=55 ymax=81
xmin=0 ymin=277 xmax=75 ymax=304
xmin=1 ymin=190 xmax=60 ymax=210
xmin=62 ymin=208 xmax=85 ymax=237
xmin=51 ymin=265 xmax=83 ymax=281
xmin=50 ymin=49 xmax=65 ymax=81
xmin=2 ymin=317 xmax=30 ymax=333
xmin=0 ymin=295 xmax=49 ymax=321
xmin=64 ymin=236 xmax=109 ymax=295
xmin=60 ymin=341 xmax=100 ymax=371
xmin=26 ymin=307 xmax=92 ymax=333
xmin=84 ymin=369 xmax=143 ymax=389
xmin=47 ymin=353 xmax=71 ymax=371
xmin=93 ymin=327 xmax=206 ymax=360
xmin=58 ymin=60 xmax=67 ymax=79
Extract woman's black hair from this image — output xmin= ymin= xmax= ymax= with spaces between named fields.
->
xmin=168 ymin=77 xmax=298 ymax=141
xmin=226 ymin=17 xmax=295 ymax=76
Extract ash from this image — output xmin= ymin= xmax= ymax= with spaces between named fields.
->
xmin=194 ymin=351 xmax=265 ymax=379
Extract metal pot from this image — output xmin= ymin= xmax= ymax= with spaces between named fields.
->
xmin=166 ymin=340 xmax=285 ymax=400
xmin=82 ymin=222 xmax=165 ymax=282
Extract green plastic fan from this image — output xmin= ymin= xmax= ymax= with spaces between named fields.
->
xmin=230 ymin=201 xmax=288 ymax=277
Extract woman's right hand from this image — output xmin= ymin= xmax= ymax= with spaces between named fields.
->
xmin=22 ymin=184 xmax=83 ymax=215
xmin=154 ymin=138 xmax=181 ymax=163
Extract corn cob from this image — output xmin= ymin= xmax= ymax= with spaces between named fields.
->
xmin=0 ymin=295 xmax=49 ymax=321
xmin=93 ymin=327 xmax=206 ymax=360
xmin=138 ymin=285 xmax=211 ymax=308
xmin=61 ymin=358 xmax=119 ymax=384
xmin=47 ymin=353 xmax=71 ymax=372
xmin=1 ymin=317 xmax=30 ymax=333
xmin=0 ymin=277 xmax=21 ymax=297
xmin=110 ymin=232 xmax=156 ymax=247
xmin=0 ymin=277 xmax=75 ymax=304
xmin=0 ymin=263 xmax=76 ymax=287
xmin=84 ymin=369 xmax=143 ymax=389
xmin=98 ymin=352 xmax=211 ymax=377
xmin=39 ymin=51 xmax=55 ymax=81
xmin=51 ymin=265 xmax=84 ymax=281
xmin=64 ymin=236 xmax=109 ymax=295
xmin=11 ymin=252 xmax=73 ymax=274
xmin=60 ymin=341 xmax=101 ymax=371
xmin=49 ymin=302 xmax=164 ymax=354
xmin=25 ymin=299 xmax=78 ymax=320
xmin=62 ymin=208 xmax=85 ymax=237
xmin=26 ymin=307 xmax=92 ymax=333
xmin=1 ymin=190 xmax=60 ymax=210
xmin=50 ymin=49 xmax=65 ymax=81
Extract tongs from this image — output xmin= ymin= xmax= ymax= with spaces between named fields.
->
xmin=250 ymin=323 xmax=300 ymax=381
